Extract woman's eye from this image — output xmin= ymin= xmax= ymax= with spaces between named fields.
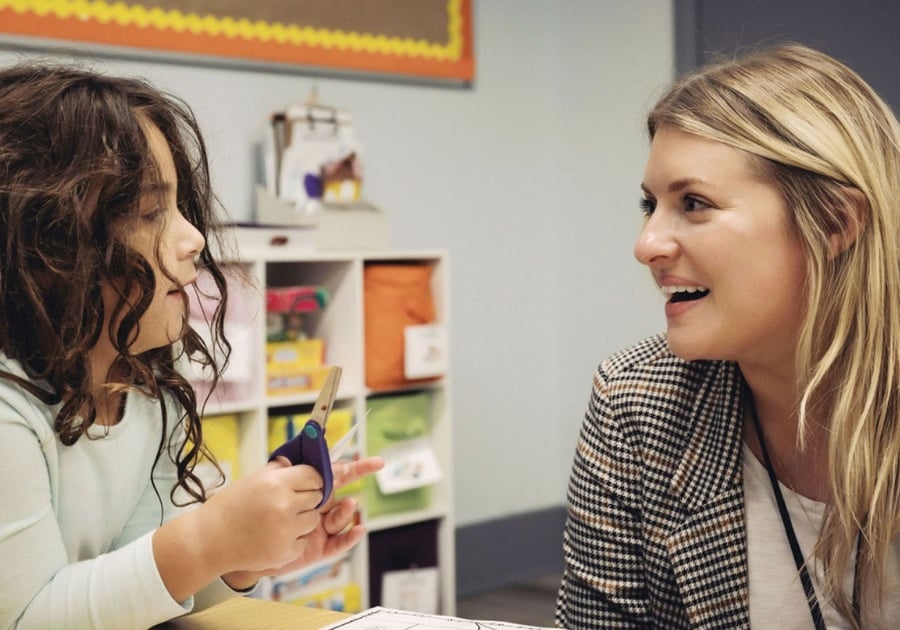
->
xmin=639 ymin=194 xmax=711 ymax=216
xmin=683 ymin=196 xmax=710 ymax=212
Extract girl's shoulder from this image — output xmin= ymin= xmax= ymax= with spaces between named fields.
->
xmin=0 ymin=353 xmax=57 ymax=440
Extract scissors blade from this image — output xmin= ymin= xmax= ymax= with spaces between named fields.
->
xmin=328 ymin=422 xmax=359 ymax=460
xmin=309 ymin=366 xmax=342 ymax=429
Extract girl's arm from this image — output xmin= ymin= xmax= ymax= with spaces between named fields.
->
xmin=0 ymin=410 xmax=193 ymax=629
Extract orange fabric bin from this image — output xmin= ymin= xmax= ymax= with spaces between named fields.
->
xmin=364 ymin=263 xmax=437 ymax=389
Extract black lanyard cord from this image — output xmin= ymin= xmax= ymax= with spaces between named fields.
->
xmin=852 ymin=532 xmax=862 ymax=625
xmin=745 ymin=390 xmax=860 ymax=630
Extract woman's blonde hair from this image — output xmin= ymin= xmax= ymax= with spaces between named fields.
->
xmin=649 ymin=44 xmax=900 ymax=626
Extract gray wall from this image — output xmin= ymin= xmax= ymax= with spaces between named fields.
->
xmin=676 ymin=0 xmax=900 ymax=110
xmin=0 ymin=1 xmax=673 ymax=528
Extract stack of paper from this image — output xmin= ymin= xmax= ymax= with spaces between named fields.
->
xmin=322 ymin=606 xmax=556 ymax=630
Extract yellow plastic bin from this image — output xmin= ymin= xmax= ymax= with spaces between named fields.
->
xmin=265 ymin=338 xmax=328 ymax=394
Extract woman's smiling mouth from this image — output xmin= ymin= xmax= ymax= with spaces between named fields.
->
xmin=661 ymin=285 xmax=711 ymax=303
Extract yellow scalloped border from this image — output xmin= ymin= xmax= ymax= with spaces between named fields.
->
xmin=0 ymin=0 xmax=464 ymax=61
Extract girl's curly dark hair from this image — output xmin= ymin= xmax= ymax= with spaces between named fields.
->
xmin=0 ymin=61 xmax=232 ymax=506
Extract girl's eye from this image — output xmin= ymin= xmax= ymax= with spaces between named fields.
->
xmin=141 ymin=207 xmax=164 ymax=223
xmin=639 ymin=197 xmax=656 ymax=216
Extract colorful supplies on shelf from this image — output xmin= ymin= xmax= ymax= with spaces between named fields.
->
xmin=258 ymin=94 xmax=390 ymax=252
xmin=266 ymin=284 xmax=328 ymax=342
xmin=288 ymin=581 xmax=362 ymax=613
xmin=265 ymin=284 xmax=332 ymax=392
xmin=266 ymin=285 xmax=328 ymax=314
xmin=266 ymin=554 xmax=362 ymax=613
xmin=265 ymin=101 xmax=364 ymax=211
xmin=265 ymin=338 xmax=329 ymax=394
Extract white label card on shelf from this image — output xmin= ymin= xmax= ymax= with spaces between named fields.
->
xmin=404 ymin=324 xmax=448 ymax=379
xmin=380 ymin=567 xmax=440 ymax=614
xmin=375 ymin=436 xmax=443 ymax=494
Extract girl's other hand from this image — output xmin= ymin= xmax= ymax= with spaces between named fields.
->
xmin=332 ymin=455 xmax=385 ymax=491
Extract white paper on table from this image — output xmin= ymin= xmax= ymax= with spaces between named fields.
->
xmin=322 ymin=605 xmax=556 ymax=630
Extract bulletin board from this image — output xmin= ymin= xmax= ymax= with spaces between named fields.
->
xmin=0 ymin=0 xmax=475 ymax=83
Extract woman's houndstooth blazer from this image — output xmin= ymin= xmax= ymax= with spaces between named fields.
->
xmin=556 ymin=334 xmax=750 ymax=629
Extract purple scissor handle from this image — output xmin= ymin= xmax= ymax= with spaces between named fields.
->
xmin=269 ymin=366 xmax=342 ymax=509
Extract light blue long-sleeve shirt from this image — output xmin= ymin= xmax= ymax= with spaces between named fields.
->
xmin=0 ymin=354 xmax=240 ymax=629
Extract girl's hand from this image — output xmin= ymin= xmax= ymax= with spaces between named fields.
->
xmin=332 ymin=455 xmax=385 ymax=492
xmin=198 ymin=460 xmax=327 ymax=576
xmin=220 ymin=455 xmax=385 ymax=589
xmin=155 ymin=458 xmax=327 ymax=601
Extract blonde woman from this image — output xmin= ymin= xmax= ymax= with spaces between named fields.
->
xmin=557 ymin=44 xmax=900 ymax=629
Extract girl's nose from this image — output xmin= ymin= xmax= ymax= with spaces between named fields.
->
xmin=633 ymin=212 xmax=678 ymax=266
xmin=178 ymin=214 xmax=205 ymax=260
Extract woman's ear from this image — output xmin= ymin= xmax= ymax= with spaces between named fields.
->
xmin=827 ymin=187 xmax=868 ymax=258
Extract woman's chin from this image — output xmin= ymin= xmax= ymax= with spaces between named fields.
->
xmin=665 ymin=335 xmax=714 ymax=362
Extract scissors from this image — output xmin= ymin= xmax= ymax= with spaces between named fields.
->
xmin=269 ymin=366 xmax=342 ymax=509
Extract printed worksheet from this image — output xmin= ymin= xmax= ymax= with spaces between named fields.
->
xmin=323 ymin=606 xmax=556 ymax=630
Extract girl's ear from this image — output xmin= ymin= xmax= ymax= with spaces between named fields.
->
xmin=827 ymin=187 xmax=868 ymax=258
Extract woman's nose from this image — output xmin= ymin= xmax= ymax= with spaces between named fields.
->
xmin=633 ymin=212 xmax=678 ymax=265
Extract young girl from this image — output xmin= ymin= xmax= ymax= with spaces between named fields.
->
xmin=0 ymin=63 xmax=382 ymax=628
xmin=557 ymin=45 xmax=900 ymax=628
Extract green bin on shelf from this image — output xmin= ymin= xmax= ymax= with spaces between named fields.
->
xmin=364 ymin=392 xmax=433 ymax=517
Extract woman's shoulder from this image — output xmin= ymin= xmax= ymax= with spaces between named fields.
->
xmin=591 ymin=335 xmax=744 ymax=460
xmin=599 ymin=333 xmax=739 ymax=394
xmin=603 ymin=333 xmax=674 ymax=371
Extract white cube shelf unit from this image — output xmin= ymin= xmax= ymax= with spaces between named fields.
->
xmin=194 ymin=240 xmax=455 ymax=615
